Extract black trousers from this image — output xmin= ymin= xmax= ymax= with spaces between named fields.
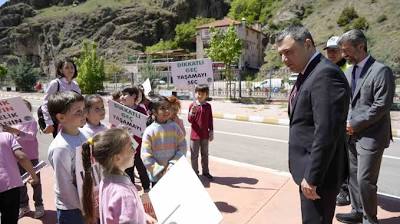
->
xmin=125 ymin=150 xmax=150 ymax=191
xmin=0 ymin=187 xmax=20 ymax=224
xmin=300 ymin=186 xmax=339 ymax=224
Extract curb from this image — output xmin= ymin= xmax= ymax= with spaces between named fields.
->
xmin=2 ymin=92 xmax=400 ymax=138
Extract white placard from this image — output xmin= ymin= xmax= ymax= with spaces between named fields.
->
xmin=0 ymin=97 xmax=34 ymax=126
xmin=171 ymin=59 xmax=214 ymax=89
xmin=149 ymin=157 xmax=222 ymax=224
xmin=142 ymin=78 xmax=152 ymax=95
xmin=76 ymin=146 xmax=103 ymax=211
xmin=158 ymin=90 xmax=173 ymax=97
xmin=108 ymin=100 xmax=148 ymax=137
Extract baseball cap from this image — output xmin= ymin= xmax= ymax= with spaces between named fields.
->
xmin=324 ymin=36 xmax=340 ymax=50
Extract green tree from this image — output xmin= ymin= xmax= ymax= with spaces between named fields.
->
xmin=174 ymin=17 xmax=215 ymax=50
xmin=229 ymin=0 xmax=282 ymax=25
xmin=145 ymin=39 xmax=178 ymax=53
xmin=206 ymin=26 xmax=242 ymax=98
xmin=337 ymin=6 xmax=359 ymax=27
xmin=0 ymin=64 xmax=7 ymax=81
xmin=76 ymin=41 xmax=105 ymax=94
xmin=8 ymin=57 xmax=38 ymax=92
xmin=140 ymin=56 xmax=161 ymax=88
xmin=104 ymin=62 xmax=125 ymax=82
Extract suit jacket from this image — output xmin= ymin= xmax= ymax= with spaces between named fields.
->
xmin=289 ymin=54 xmax=350 ymax=189
xmin=345 ymin=57 xmax=395 ymax=150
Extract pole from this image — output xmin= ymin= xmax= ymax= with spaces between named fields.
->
xmin=269 ymin=71 xmax=272 ymax=100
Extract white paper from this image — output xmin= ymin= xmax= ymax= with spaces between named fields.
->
xmin=143 ymin=78 xmax=152 ymax=96
xmin=171 ymin=59 xmax=214 ymax=89
xmin=149 ymin=157 xmax=222 ymax=224
xmin=0 ymin=97 xmax=34 ymax=126
xmin=108 ymin=100 xmax=148 ymax=137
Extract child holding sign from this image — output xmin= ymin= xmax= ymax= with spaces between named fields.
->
xmin=2 ymin=99 xmax=44 ymax=219
xmin=0 ymin=131 xmax=38 ymax=224
xmin=81 ymin=128 xmax=156 ymax=224
xmin=120 ymin=86 xmax=150 ymax=192
xmin=141 ymin=95 xmax=187 ymax=185
xmin=188 ymin=84 xmax=214 ymax=180
xmin=80 ymin=94 xmax=107 ymax=137
xmin=47 ymin=91 xmax=88 ymax=224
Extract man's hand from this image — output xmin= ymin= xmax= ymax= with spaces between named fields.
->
xmin=43 ymin=125 xmax=55 ymax=134
xmin=301 ymin=178 xmax=320 ymax=200
xmin=346 ymin=122 xmax=354 ymax=135
xmin=28 ymin=174 xmax=39 ymax=186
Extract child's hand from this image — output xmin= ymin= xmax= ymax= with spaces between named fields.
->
xmin=43 ymin=125 xmax=55 ymax=134
xmin=28 ymin=174 xmax=39 ymax=186
xmin=191 ymin=105 xmax=198 ymax=114
xmin=145 ymin=213 xmax=157 ymax=224
xmin=209 ymin=131 xmax=214 ymax=142
xmin=2 ymin=125 xmax=20 ymax=136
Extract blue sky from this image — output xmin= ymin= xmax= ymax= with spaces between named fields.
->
xmin=0 ymin=0 xmax=7 ymax=6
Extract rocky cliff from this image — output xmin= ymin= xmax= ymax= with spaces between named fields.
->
xmin=0 ymin=0 xmax=229 ymax=74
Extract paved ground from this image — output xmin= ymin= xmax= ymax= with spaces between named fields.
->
xmin=1 ymin=91 xmax=399 ymax=223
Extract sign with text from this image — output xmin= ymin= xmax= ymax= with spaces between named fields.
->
xmin=149 ymin=157 xmax=222 ymax=224
xmin=0 ymin=97 xmax=34 ymax=126
xmin=108 ymin=100 xmax=148 ymax=137
xmin=142 ymin=78 xmax=152 ymax=95
xmin=171 ymin=59 xmax=214 ymax=89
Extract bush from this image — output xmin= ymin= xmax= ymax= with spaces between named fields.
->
xmin=0 ymin=64 xmax=7 ymax=80
xmin=337 ymin=6 xmax=358 ymax=27
xmin=376 ymin=15 xmax=387 ymax=23
xmin=8 ymin=58 xmax=38 ymax=92
xmin=145 ymin=39 xmax=177 ymax=53
xmin=76 ymin=41 xmax=105 ymax=94
xmin=352 ymin=17 xmax=369 ymax=30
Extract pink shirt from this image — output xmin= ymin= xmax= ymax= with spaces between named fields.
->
xmin=99 ymin=174 xmax=146 ymax=224
xmin=13 ymin=120 xmax=39 ymax=160
xmin=0 ymin=132 xmax=23 ymax=193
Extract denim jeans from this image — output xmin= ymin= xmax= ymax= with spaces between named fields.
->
xmin=56 ymin=209 xmax=84 ymax=224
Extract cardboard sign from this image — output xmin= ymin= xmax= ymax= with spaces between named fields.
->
xmin=108 ymin=100 xmax=148 ymax=137
xmin=171 ymin=59 xmax=214 ymax=89
xmin=149 ymin=157 xmax=222 ymax=224
xmin=0 ymin=97 xmax=34 ymax=126
xmin=142 ymin=78 xmax=152 ymax=96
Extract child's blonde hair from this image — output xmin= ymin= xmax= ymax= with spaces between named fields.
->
xmin=167 ymin=95 xmax=181 ymax=114
xmin=81 ymin=128 xmax=131 ymax=223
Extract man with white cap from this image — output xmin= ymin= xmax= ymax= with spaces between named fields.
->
xmin=324 ymin=36 xmax=349 ymax=72
xmin=324 ymin=36 xmax=352 ymax=207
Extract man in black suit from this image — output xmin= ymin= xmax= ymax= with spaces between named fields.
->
xmin=277 ymin=25 xmax=350 ymax=224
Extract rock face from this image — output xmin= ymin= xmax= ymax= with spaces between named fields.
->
xmin=0 ymin=0 xmax=229 ymax=74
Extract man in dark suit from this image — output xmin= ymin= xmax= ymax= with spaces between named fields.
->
xmin=277 ymin=25 xmax=350 ymax=224
xmin=336 ymin=30 xmax=395 ymax=224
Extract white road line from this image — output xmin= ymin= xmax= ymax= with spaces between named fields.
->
xmin=213 ymin=130 xmax=288 ymax=143
xmin=383 ymin=155 xmax=400 ymax=160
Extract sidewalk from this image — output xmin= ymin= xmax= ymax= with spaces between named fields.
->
xmin=1 ymin=91 xmax=399 ymax=136
xmin=18 ymin=157 xmax=400 ymax=224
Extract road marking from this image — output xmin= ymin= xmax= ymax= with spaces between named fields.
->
xmin=383 ymin=155 xmax=400 ymax=160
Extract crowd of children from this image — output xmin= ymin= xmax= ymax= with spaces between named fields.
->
xmin=0 ymin=60 xmax=214 ymax=223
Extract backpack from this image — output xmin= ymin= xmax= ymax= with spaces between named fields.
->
xmin=37 ymin=80 xmax=60 ymax=131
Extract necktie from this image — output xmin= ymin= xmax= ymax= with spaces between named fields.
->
xmin=289 ymin=73 xmax=302 ymax=112
xmin=351 ymin=65 xmax=358 ymax=95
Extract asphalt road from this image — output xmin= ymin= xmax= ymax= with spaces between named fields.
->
xmin=26 ymin=98 xmax=400 ymax=198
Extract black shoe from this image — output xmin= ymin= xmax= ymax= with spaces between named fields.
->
xmin=336 ymin=190 xmax=351 ymax=206
xmin=336 ymin=212 xmax=363 ymax=224
xmin=203 ymin=173 xmax=213 ymax=180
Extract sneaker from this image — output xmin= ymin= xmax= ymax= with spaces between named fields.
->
xmin=336 ymin=212 xmax=363 ymax=223
xmin=203 ymin=173 xmax=214 ymax=180
xmin=18 ymin=206 xmax=31 ymax=218
xmin=34 ymin=205 xmax=45 ymax=219
xmin=336 ymin=190 xmax=351 ymax=206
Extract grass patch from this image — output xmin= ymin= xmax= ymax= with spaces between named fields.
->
xmin=28 ymin=0 xmax=139 ymax=21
